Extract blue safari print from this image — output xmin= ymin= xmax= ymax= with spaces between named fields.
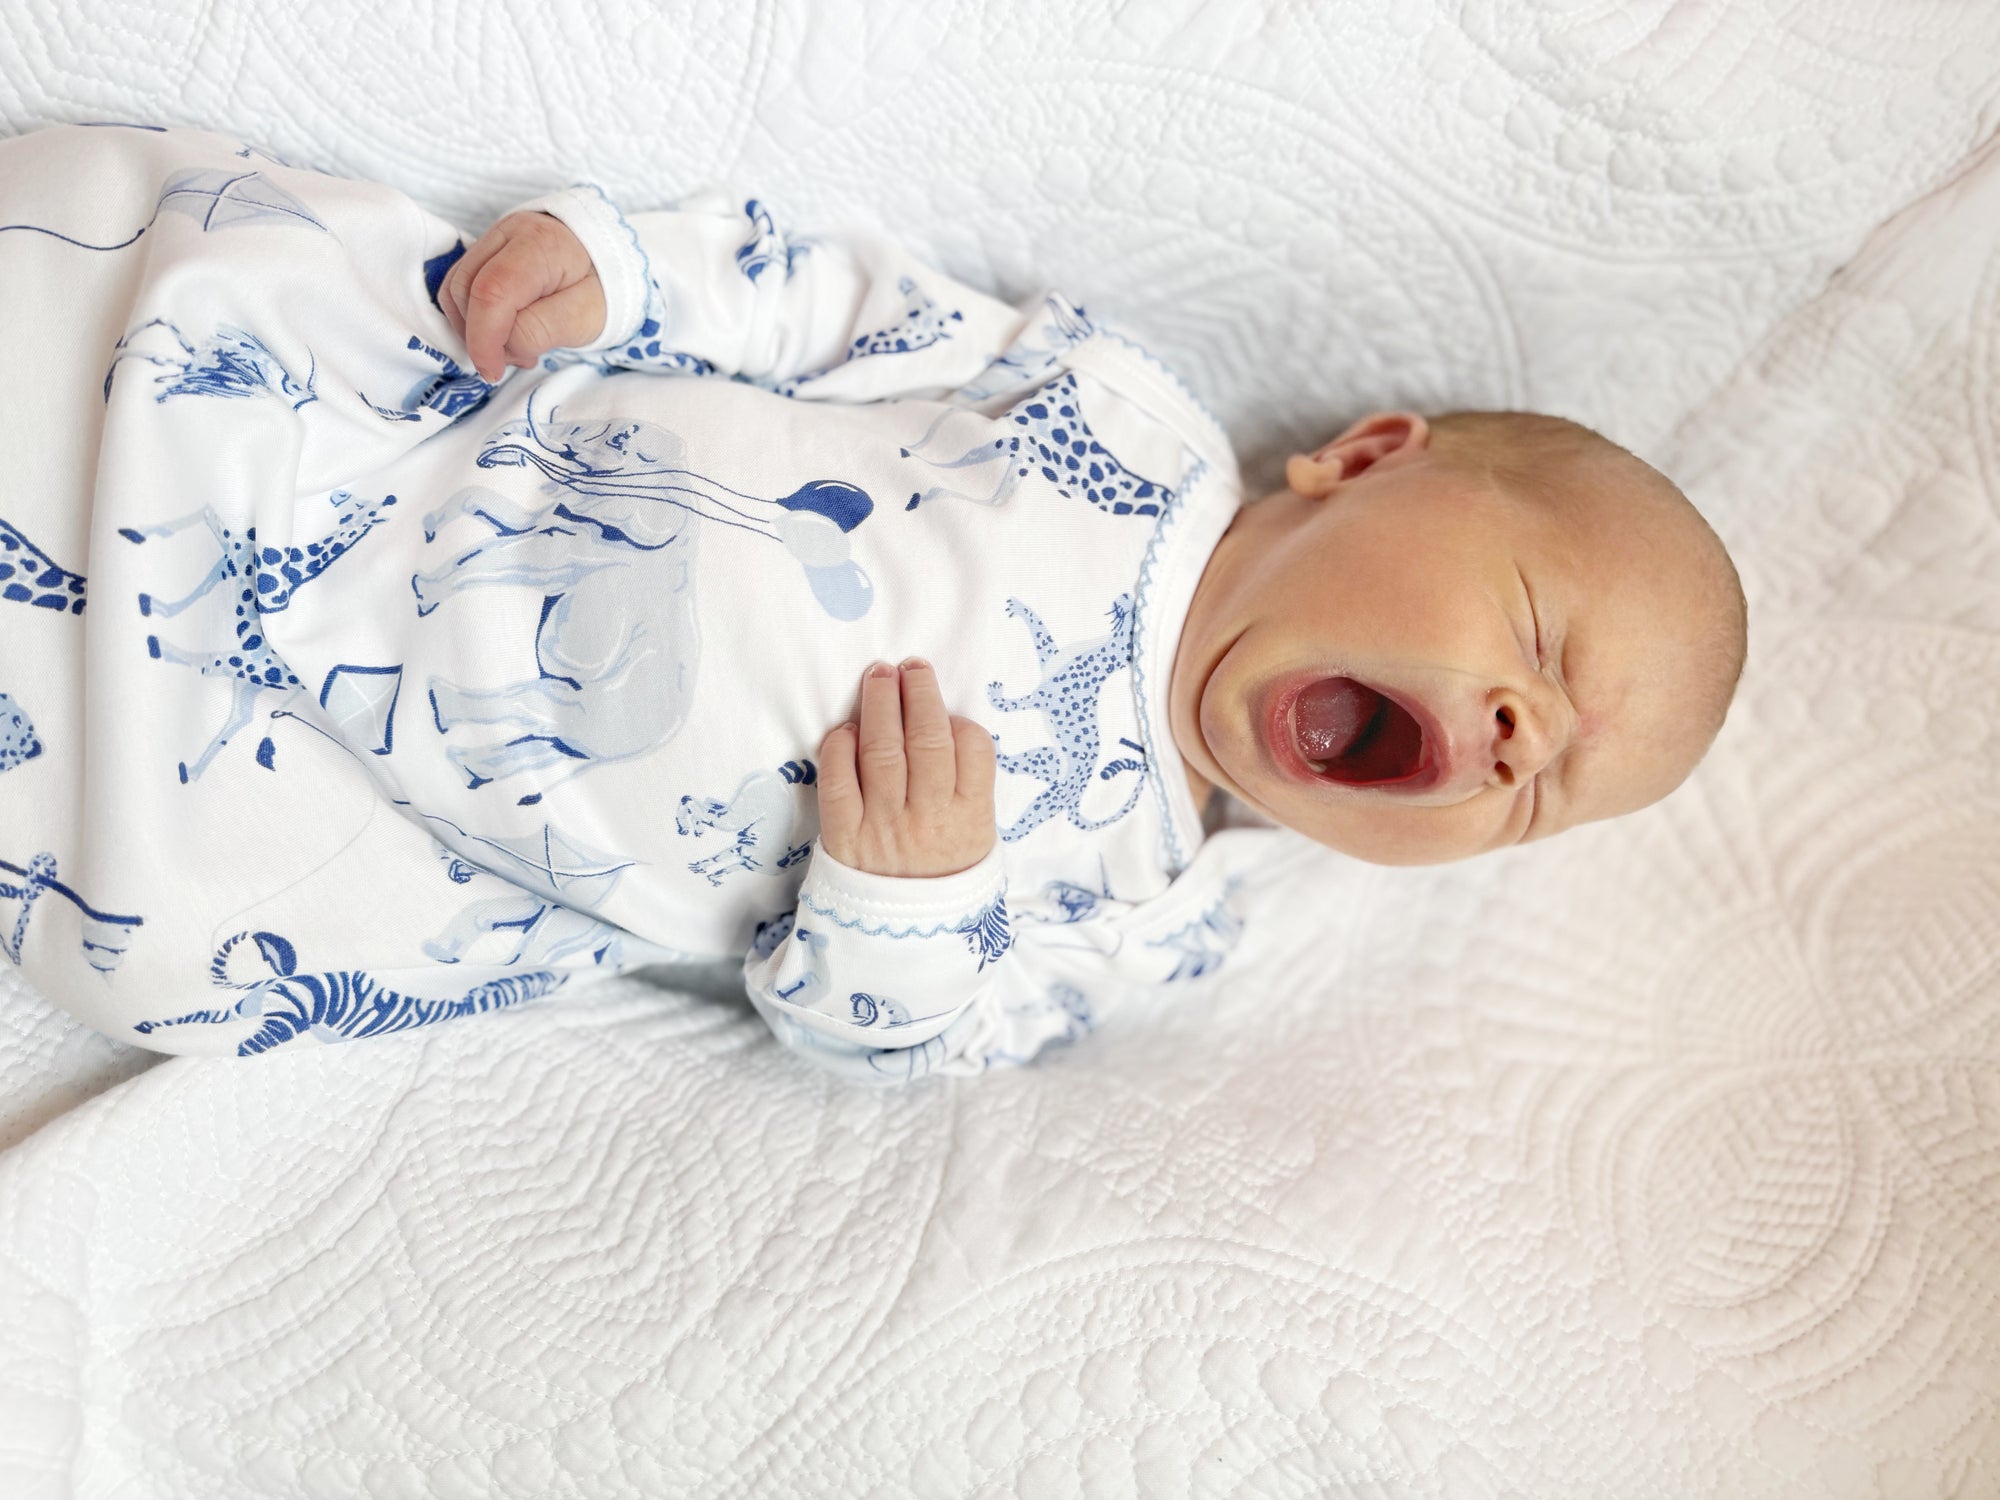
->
xmin=419 ymin=816 xmax=636 ymax=912
xmin=956 ymin=893 xmax=1013 ymax=971
xmin=751 ymin=910 xmax=794 ymax=961
xmin=901 ymin=371 xmax=1172 ymax=516
xmin=840 ymin=987 xmax=969 ymax=1034
xmin=0 ymin=693 xmax=42 ymax=772
xmin=847 ymin=991 xmax=913 ymax=1027
xmin=776 ymin=277 xmax=965 ymax=395
xmin=1033 ymin=857 xmax=1117 ymax=924
xmin=772 ymin=922 xmax=831 ymax=1004
xmin=424 ymin=241 xmax=466 ymax=309
xmin=0 ymin=166 xmax=324 ymax=253
xmin=979 ymin=983 xmax=1096 ymax=1070
xmin=1147 ymin=895 xmax=1244 ymax=982
xmin=1047 ymin=983 xmax=1094 ymax=1036
xmin=0 ymin=518 xmax=86 ymax=615
xmin=956 ymin=293 xmax=1094 ymax=404
xmin=416 ymin=417 xmax=705 ymax=793
xmin=424 ymin=886 xmax=633 ymax=969
xmin=419 ymin=818 xmax=639 ymax=967
xmin=987 ymin=595 xmax=1147 ymax=842
xmin=468 ymin=398 xmax=876 ymax=618
xmin=594 ymin=315 xmax=717 ymax=377
xmin=249 ymin=491 xmax=401 ymax=612
xmin=362 ymin=335 xmax=492 ymax=422
xmin=1 ymin=851 xmax=143 ymax=975
xmin=105 ymin=318 xmax=317 ymax=409
xmin=318 ymin=664 xmax=403 ymax=756
xmin=155 ymin=168 xmax=326 ymax=234
xmin=845 ymin=278 xmax=963 ymax=357
xmin=677 ymin=760 xmax=817 ymax=886
xmin=735 ymin=198 xmax=809 ymax=283
xmin=123 ymin=489 xmax=399 ymax=782
xmin=131 ymin=929 xmax=564 ymax=1055
xmin=417 ymin=402 xmax=877 ymax=793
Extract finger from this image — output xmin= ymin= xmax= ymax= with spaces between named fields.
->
xmin=442 ymin=229 xmax=509 ymax=342
xmin=440 ymin=275 xmax=466 ymax=342
xmin=816 ymin=723 xmax=863 ymax=848
xmin=462 ymin=240 xmax=546 ymax=382
xmin=899 ymin=659 xmax=957 ymax=811
xmin=503 ymin=278 xmax=608 ymax=368
xmin=855 ymin=662 xmax=907 ymax=809
xmin=951 ymin=716 xmax=997 ymax=807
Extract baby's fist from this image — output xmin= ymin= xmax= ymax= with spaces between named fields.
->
xmin=441 ymin=211 xmax=607 ymax=382
xmin=817 ymin=661 xmax=997 ymax=879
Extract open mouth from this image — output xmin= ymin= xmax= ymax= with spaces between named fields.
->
xmin=1292 ymin=677 xmax=1427 ymax=785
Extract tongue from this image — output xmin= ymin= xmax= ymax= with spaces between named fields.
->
xmin=1295 ymin=677 xmax=1381 ymax=761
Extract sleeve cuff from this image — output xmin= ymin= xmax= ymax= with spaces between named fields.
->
xmin=797 ymin=841 xmax=1006 ymax=933
xmin=513 ymin=183 xmax=653 ymax=353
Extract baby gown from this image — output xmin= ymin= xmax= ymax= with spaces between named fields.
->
xmin=0 ymin=124 xmax=1272 ymax=1079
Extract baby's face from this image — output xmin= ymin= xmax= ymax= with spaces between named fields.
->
xmin=1171 ymin=415 xmax=1732 ymax=865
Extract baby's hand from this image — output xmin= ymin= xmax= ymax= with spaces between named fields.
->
xmin=817 ymin=660 xmax=997 ymax=879
xmin=440 ymin=212 xmax=607 ymax=383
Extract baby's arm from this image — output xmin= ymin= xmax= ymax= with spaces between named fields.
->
xmin=743 ymin=661 xmax=1031 ymax=1082
xmin=449 ymin=185 xmax=1030 ymax=397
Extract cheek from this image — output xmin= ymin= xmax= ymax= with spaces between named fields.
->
xmin=1287 ymin=554 xmax=1455 ymax=659
xmin=1197 ymin=651 xmax=1263 ymax=772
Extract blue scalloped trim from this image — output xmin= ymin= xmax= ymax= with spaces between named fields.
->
xmin=1129 ymin=458 xmax=1209 ymax=874
xmin=1089 ymin=325 xmax=1232 ymax=468
xmin=800 ymin=882 xmax=1007 ymax=941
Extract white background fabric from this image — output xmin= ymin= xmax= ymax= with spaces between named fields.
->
xmin=3 ymin=2 xmax=1998 ymax=1494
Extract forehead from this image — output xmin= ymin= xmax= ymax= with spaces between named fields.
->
xmin=1527 ymin=483 xmax=1726 ymax=817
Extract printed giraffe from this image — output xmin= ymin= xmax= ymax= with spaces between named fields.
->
xmin=776 ymin=276 xmax=967 ymax=396
xmin=901 ymin=372 xmax=1175 ymax=517
xmin=122 ymin=488 xmax=401 ymax=781
xmin=0 ymin=517 xmax=86 ymax=615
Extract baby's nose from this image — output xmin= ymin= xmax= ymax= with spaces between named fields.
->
xmin=1489 ymin=692 xmax=1557 ymax=786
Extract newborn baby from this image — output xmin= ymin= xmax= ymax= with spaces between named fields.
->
xmin=0 ymin=125 xmax=1743 ymax=1078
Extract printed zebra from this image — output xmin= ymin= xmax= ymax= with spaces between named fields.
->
xmin=132 ymin=929 xmax=567 ymax=1055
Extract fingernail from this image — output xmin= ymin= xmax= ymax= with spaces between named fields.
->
xmin=900 ymin=656 xmax=929 ymax=671
xmin=867 ymin=662 xmax=894 ymax=679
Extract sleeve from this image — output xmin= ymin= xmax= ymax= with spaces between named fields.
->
xmin=741 ymin=843 xmax=1090 ymax=1084
xmin=511 ymin=184 xmax=1032 ymax=402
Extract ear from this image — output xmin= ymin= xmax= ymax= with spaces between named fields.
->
xmin=1285 ymin=411 xmax=1431 ymax=499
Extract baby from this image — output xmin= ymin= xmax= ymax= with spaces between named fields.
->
xmin=0 ymin=125 xmax=1743 ymax=1079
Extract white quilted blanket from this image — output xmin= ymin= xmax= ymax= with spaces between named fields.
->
xmin=4 ymin=3 xmax=1999 ymax=1494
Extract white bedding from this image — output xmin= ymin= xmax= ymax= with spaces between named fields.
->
xmin=3 ymin=2 xmax=1998 ymax=1494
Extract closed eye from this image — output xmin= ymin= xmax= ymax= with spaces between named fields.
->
xmin=1514 ymin=567 xmax=1543 ymax=668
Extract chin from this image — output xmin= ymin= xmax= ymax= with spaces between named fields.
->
xmin=1283 ymin=805 xmax=1497 ymax=867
